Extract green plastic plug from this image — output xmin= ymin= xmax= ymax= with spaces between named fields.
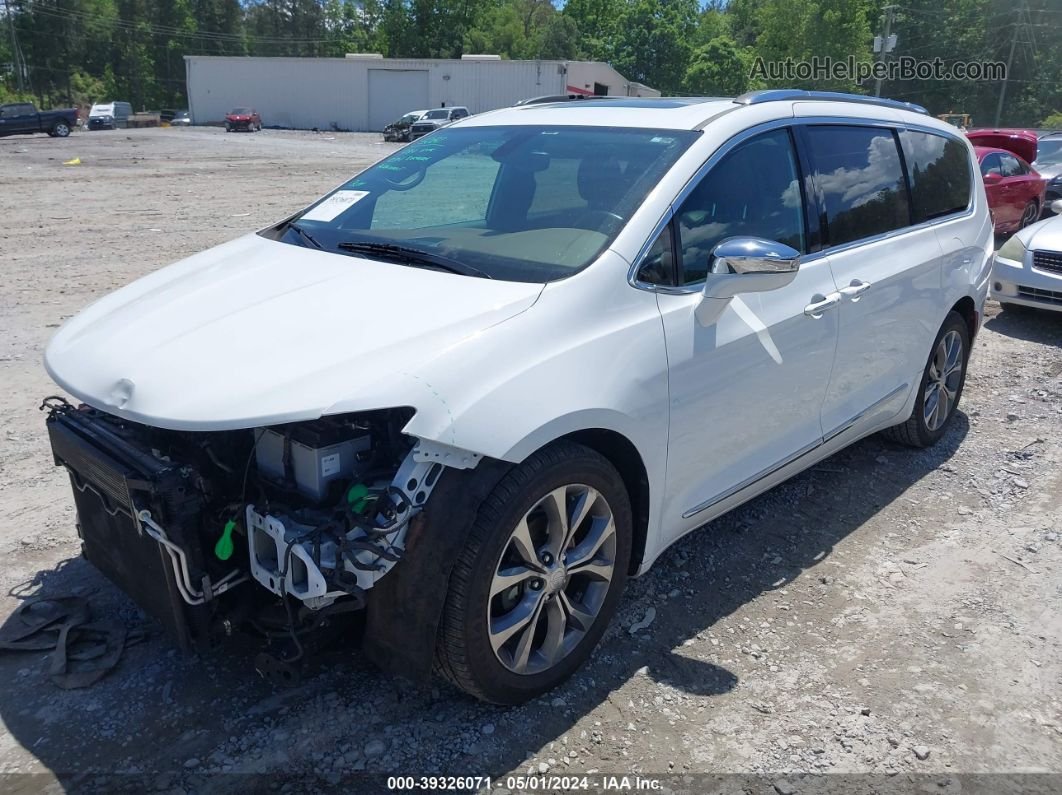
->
xmin=215 ymin=518 xmax=237 ymax=561
xmin=346 ymin=483 xmax=372 ymax=513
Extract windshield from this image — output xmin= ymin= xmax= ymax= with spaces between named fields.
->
xmin=231 ymin=107 xmax=251 ymax=115
xmin=1036 ymin=139 xmax=1062 ymax=164
xmin=425 ymin=110 xmax=450 ymax=120
xmin=275 ymin=125 xmax=698 ymax=282
xmin=90 ymin=103 xmax=113 ymax=116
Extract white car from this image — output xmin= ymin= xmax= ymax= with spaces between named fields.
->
xmin=43 ymin=91 xmax=993 ymax=704
xmin=991 ymin=198 xmax=1062 ymax=310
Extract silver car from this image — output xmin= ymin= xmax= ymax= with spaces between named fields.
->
xmin=408 ymin=107 xmax=471 ymax=140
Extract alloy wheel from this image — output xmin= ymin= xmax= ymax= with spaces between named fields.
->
xmin=923 ymin=329 xmax=964 ymax=431
xmin=487 ymin=484 xmax=617 ymax=675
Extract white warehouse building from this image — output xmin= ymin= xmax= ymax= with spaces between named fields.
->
xmin=183 ymin=54 xmax=659 ymax=132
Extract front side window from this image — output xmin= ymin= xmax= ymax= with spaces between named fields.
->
xmin=675 ymin=128 xmax=806 ymax=284
xmin=278 ymin=125 xmax=698 ymax=282
xmin=900 ymin=130 xmax=972 ymax=222
xmin=980 ymin=153 xmax=1002 ymax=177
xmin=804 ymin=125 xmax=910 ymax=246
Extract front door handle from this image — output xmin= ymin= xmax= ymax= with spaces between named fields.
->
xmin=838 ymin=279 xmax=872 ymax=301
xmin=804 ymin=292 xmax=842 ymax=318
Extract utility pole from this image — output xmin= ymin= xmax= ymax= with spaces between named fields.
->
xmin=3 ymin=0 xmax=25 ymax=92
xmin=873 ymin=4 xmax=898 ymax=98
xmin=995 ymin=0 xmax=1027 ymax=127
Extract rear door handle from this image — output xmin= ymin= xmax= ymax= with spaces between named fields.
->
xmin=838 ymin=280 xmax=872 ymax=301
xmin=804 ymin=292 xmax=842 ymax=318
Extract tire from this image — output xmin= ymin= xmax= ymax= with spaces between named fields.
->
xmin=1019 ymin=200 xmax=1039 ymax=229
xmin=434 ymin=441 xmax=632 ymax=704
xmin=883 ymin=310 xmax=970 ymax=448
xmin=51 ymin=121 xmax=70 ymax=137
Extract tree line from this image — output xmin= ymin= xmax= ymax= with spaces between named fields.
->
xmin=1 ymin=0 xmax=1060 ymax=127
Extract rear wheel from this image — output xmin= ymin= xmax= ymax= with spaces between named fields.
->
xmin=883 ymin=311 xmax=970 ymax=447
xmin=1019 ymin=200 xmax=1039 ymax=229
xmin=51 ymin=121 xmax=70 ymax=137
xmin=434 ymin=441 xmax=632 ymax=704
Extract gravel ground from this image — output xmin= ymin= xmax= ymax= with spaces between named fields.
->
xmin=1 ymin=127 xmax=1061 ymax=793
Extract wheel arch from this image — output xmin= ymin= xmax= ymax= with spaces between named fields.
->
xmin=361 ymin=426 xmax=654 ymax=682
xmin=561 ymin=428 xmax=650 ymax=576
xmin=950 ymin=295 xmax=979 ymax=342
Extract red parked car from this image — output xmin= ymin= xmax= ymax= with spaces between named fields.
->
xmin=225 ymin=107 xmax=262 ymax=133
xmin=966 ymin=129 xmax=1047 ymax=233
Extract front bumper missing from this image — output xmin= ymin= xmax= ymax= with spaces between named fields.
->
xmin=44 ymin=401 xmax=224 ymax=648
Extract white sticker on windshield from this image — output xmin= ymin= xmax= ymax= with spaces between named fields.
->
xmin=301 ymin=190 xmax=370 ymax=222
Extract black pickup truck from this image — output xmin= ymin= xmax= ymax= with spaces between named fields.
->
xmin=0 ymin=102 xmax=79 ymax=137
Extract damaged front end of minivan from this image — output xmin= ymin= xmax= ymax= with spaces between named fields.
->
xmin=42 ymin=396 xmax=486 ymax=681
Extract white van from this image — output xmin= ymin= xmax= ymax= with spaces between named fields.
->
xmin=44 ymin=90 xmax=993 ymax=704
xmin=88 ymin=101 xmax=133 ymax=130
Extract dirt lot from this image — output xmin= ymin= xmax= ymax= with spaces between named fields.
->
xmin=1 ymin=127 xmax=1061 ymax=793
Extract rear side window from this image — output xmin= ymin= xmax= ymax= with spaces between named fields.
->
xmin=900 ymin=130 xmax=972 ymax=222
xmin=804 ymin=125 xmax=910 ymax=247
xmin=675 ymin=128 xmax=806 ymax=284
xmin=999 ymin=153 xmax=1026 ymax=177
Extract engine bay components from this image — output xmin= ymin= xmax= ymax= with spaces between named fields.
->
xmin=42 ymin=396 xmax=456 ymax=651
xmin=246 ymin=441 xmax=447 ymax=608
xmin=253 ymin=418 xmax=372 ymax=502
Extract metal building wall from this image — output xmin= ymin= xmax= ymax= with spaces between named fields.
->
xmin=184 ymin=56 xmax=656 ymax=132
xmin=185 ymin=57 xmax=362 ymax=131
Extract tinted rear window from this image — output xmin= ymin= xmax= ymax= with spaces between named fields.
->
xmin=805 ymin=125 xmax=910 ymax=246
xmin=900 ymin=130 xmax=972 ymax=222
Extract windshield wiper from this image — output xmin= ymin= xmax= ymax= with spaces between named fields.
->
xmin=336 ymin=241 xmax=492 ymax=279
xmin=286 ymin=221 xmax=322 ymax=249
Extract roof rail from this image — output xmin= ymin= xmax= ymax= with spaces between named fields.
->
xmin=733 ymin=90 xmax=929 ymax=116
xmin=513 ymin=94 xmax=610 ymax=106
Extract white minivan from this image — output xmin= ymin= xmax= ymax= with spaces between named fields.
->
xmin=88 ymin=101 xmax=132 ymax=130
xmin=44 ymin=91 xmax=993 ymax=704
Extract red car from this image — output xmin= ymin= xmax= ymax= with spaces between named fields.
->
xmin=966 ymin=129 xmax=1046 ymax=233
xmin=225 ymin=107 xmax=261 ymax=133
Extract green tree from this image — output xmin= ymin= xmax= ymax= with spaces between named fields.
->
xmin=561 ymin=0 xmax=623 ymax=62
xmin=685 ymin=35 xmax=760 ymax=97
xmin=754 ymin=0 xmax=874 ymax=92
xmin=610 ymin=0 xmax=699 ymax=93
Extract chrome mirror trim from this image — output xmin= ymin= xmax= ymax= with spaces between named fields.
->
xmin=710 ymin=237 xmax=801 ymax=275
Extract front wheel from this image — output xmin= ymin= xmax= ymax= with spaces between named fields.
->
xmin=434 ymin=441 xmax=632 ymax=704
xmin=883 ymin=310 xmax=970 ymax=447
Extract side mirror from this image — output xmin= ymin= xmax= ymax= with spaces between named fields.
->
xmin=983 ymin=172 xmax=1003 ymax=185
xmin=697 ymin=237 xmax=801 ymax=325
xmin=1052 ymin=198 xmax=1062 ymax=215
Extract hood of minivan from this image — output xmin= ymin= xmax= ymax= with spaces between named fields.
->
xmin=45 ymin=234 xmax=544 ymax=431
xmin=966 ymin=129 xmax=1038 ymax=164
